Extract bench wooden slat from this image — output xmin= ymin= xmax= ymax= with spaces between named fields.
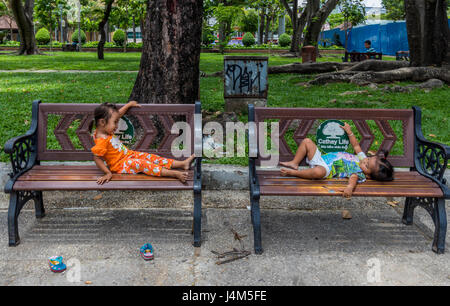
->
xmin=256 ymin=171 xmax=443 ymax=198
xmin=15 ymin=166 xmax=193 ymax=189
xmin=13 ymin=179 xmax=193 ymax=191
xmin=259 ymin=185 xmax=443 ymax=197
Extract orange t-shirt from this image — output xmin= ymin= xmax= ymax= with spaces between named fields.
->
xmin=91 ymin=132 xmax=133 ymax=172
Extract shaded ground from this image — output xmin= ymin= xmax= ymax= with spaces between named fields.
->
xmin=1 ymin=205 xmax=449 ymax=286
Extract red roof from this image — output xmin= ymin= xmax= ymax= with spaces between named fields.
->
xmin=0 ymin=16 xmax=18 ymax=30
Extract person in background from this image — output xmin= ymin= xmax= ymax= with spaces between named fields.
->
xmin=364 ymin=40 xmax=376 ymax=53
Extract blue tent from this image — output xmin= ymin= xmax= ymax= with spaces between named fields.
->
xmin=321 ymin=20 xmax=450 ymax=56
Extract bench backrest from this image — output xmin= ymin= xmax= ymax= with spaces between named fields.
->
xmin=345 ymin=52 xmax=382 ymax=62
xmin=251 ymin=107 xmax=415 ymax=167
xmin=36 ymin=103 xmax=197 ymax=161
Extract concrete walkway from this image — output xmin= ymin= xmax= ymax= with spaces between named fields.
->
xmin=1 ymin=164 xmax=449 ymax=285
xmin=1 ymin=201 xmax=449 ymax=286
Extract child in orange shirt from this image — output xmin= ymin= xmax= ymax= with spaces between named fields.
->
xmin=91 ymin=101 xmax=195 ymax=184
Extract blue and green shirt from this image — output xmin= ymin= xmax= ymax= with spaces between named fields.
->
xmin=322 ymin=152 xmax=367 ymax=183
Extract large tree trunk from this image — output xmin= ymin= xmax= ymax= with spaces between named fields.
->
xmin=264 ymin=14 xmax=270 ymax=44
xmin=280 ymin=0 xmax=309 ymax=54
xmin=129 ymin=0 xmax=203 ymax=104
xmin=258 ymin=8 xmax=265 ymax=45
xmin=9 ymin=0 xmax=39 ymax=55
xmin=303 ymin=0 xmax=340 ymax=47
xmin=405 ymin=0 xmax=450 ymax=67
xmin=132 ymin=16 xmax=136 ymax=43
xmin=97 ymin=0 xmax=114 ymax=60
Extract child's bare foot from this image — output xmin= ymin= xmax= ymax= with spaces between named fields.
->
xmin=279 ymin=161 xmax=299 ymax=170
xmin=182 ymin=154 xmax=195 ymax=170
xmin=175 ymin=171 xmax=189 ymax=183
xmin=280 ymin=168 xmax=296 ymax=177
xmin=173 ymin=154 xmax=195 ymax=170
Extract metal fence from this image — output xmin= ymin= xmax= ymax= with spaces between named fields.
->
xmin=321 ymin=20 xmax=450 ymax=56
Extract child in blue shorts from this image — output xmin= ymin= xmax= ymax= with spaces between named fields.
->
xmin=280 ymin=123 xmax=394 ymax=199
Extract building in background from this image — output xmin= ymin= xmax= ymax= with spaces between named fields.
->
xmin=0 ymin=16 xmax=18 ymax=41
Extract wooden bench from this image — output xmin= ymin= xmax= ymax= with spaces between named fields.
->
xmin=4 ymin=100 xmax=203 ymax=247
xmin=396 ymin=51 xmax=410 ymax=61
xmin=344 ymin=51 xmax=382 ymax=62
xmin=62 ymin=44 xmax=79 ymax=52
xmin=247 ymin=105 xmax=449 ymax=254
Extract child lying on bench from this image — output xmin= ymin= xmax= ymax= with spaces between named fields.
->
xmin=91 ymin=101 xmax=195 ymax=184
xmin=280 ymin=123 xmax=394 ymax=199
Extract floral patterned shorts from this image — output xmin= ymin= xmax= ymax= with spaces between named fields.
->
xmin=117 ymin=151 xmax=173 ymax=177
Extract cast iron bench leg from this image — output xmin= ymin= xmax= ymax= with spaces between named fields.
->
xmin=402 ymin=197 xmax=414 ymax=225
xmin=8 ymin=190 xmax=46 ymax=246
xmin=251 ymin=195 xmax=263 ymax=254
xmin=432 ymin=198 xmax=447 ymax=254
xmin=402 ymin=197 xmax=447 ymax=254
xmin=193 ymin=189 xmax=202 ymax=247
xmin=8 ymin=192 xmax=20 ymax=246
xmin=34 ymin=191 xmax=45 ymax=219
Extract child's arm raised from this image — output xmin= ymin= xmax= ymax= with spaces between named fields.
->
xmin=94 ymin=155 xmax=112 ymax=185
xmin=118 ymin=100 xmax=141 ymax=118
xmin=340 ymin=123 xmax=362 ymax=155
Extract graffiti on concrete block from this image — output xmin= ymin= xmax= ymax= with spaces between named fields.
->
xmin=224 ymin=57 xmax=268 ymax=98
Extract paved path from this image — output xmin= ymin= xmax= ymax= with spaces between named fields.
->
xmin=1 ymin=205 xmax=449 ymax=286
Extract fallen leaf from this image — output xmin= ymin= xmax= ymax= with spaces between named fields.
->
xmin=387 ymin=200 xmax=399 ymax=207
xmin=428 ymin=134 xmax=436 ymax=138
xmin=342 ymin=210 xmax=352 ymax=219
xmin=93 ymin=194 xmax=103 ymax=200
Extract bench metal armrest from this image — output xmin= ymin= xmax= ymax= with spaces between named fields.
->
xmin=413 ymin=106 xmax=449 ymax=198
xmin=4 ymin=100 xmax=40 ymax=193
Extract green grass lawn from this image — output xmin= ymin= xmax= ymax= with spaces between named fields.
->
xmin=0 ymin=52 xmax=448 ymax=165
xmin=0 ymin=51 xmax=345 ymax=72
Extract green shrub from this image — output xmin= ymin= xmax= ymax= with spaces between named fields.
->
xmin=113 ymin=29 xmax=126 ymax=46
xmin=242 ymin=32 xmax=255 ymax=47
xmin=278 ymin=33 xmax=291 ymax=47
xmin=0 ymin=31 xmax=6 ymax=43
xmin=71 ymin=29 xmax=86 ymax=44
xmin=126 ymin=42 xmax=142 ymax=48
xmin=82 ymin=41 xmax=99 ymax=48
xmin=3 ymin=40 xmax=20 ymax=46
xmin=35 ymin=28 xmax=51 ymax=45
xmin=202 ymin=26 xmax=215 ymax=46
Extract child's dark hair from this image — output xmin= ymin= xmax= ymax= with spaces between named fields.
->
xmin=94 ymin=102 xmax=118 ymax=126
xmin=371 ymin=150 xmax=394 ymax=181
xmin=365 ymin=40 xmax=371 ymax=46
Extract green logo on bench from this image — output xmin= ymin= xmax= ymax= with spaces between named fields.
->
xmin=115 ymin=116 xmax=135 ymax=146
xmin=316 ymin=120 xmax=349 ymax=153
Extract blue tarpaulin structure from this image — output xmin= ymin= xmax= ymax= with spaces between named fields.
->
xmin=321 ymin=20 xmax=450 ymax=56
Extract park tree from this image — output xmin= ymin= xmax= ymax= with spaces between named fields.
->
xmin=8 ymin=0 xmax=40 ymax=54
xmin=129 ymin=0 xmax=203 ymax=105
xmin=238 ymin=8 xmax=258 ymax=34
xmin=1 ymin=0 xmax=15 ymax=40
xmin=337 ymin=0 xmax=366 ymax=50
xmin=279 ymin=0 xmax=310 ymax=54
xmin=34 ymin=0 xmax=69 ymax=45
xmin=302 ymin=0 xmax=340 ymax=48
xmin=251 ymin=0 xmax=283 ymax=44
xmin=404 ymin=0 xmax=450 ymax=67
xmin=381 ymin=0 xmax=405 ymax=21
xmin=97 ymin=0 xmax=114 ymax=59
xmin=209 ymin=0 xmax=244 ymax=52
